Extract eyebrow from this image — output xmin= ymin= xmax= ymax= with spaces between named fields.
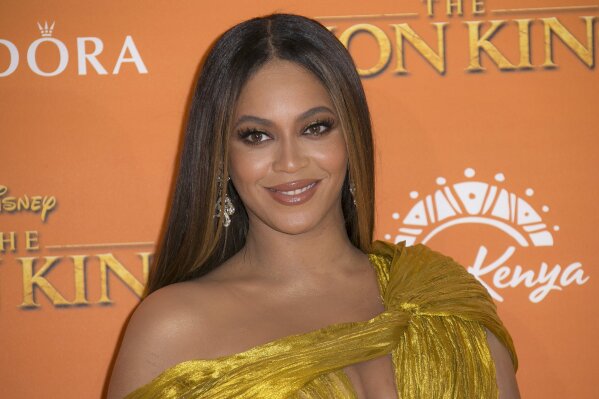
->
xmin=233 ymin=106 xmax=336 ymax=129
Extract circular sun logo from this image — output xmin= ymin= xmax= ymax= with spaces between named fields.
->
xmin=386 ymin=168 xmax=559 ymax=247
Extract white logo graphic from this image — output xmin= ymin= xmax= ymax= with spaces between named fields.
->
xmin=37 ymin=21 xmax=55 ymax=37
xmin=386 ymin=167 xmax=588 ymax=303
xmin=0 ymin=21 xmax=148 ymax=77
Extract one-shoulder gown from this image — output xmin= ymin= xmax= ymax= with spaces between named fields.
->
xmin=125 ymin=240 xmax=518 ymax=398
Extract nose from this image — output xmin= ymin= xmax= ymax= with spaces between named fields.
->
xmin=272 ymin=135 xmax=309 ymax=173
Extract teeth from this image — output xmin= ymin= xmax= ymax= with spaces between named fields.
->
xmin=277 ymin=182 xmax=316 ymax=196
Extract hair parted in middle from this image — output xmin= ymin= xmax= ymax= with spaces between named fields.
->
xmin=145 ymin=13 xmax=375 ymax=295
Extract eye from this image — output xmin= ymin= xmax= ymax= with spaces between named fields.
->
xmin=303 ymin=118 xmax=335 ymax=137
xmin=238 ymin=129 xmax=271 ymax=145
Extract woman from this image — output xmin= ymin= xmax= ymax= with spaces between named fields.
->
xmin=107 ymin=13 xmax=519 ymax=399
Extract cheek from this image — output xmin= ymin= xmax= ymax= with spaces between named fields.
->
xmin=228 ymin=132 xmax=348 ymax=188
xmin=228 ymin=145 xmax=270 ymax=189
xmin=311 ymin=133 xmax=348 ymax=175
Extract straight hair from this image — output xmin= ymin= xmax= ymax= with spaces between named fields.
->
xmin=145 ymin=13 xmax=375 ymax=295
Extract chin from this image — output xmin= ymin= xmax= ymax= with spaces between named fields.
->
xmin=244 ymin=194 xmax=344 ymax=236
xmin=270 ymin=215 xmax=322 ymax=235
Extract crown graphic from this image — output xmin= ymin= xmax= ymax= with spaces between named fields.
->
xmin=37 ymin=21 xmax=55 ymax=37
xmin=387 ymin=168 xmax=558 ymax=247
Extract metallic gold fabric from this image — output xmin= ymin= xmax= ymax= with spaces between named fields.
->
xmin=125 ymin=241 xmax=517 ymax=398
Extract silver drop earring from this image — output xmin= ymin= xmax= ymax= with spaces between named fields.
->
xmin=214 ymin=173 xmax=235 ymax=227
xmin=349 ymin=179 xmax=357 ymax=206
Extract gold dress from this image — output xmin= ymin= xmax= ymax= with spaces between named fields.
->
xmin=125 ymin=241 xmax=518 ymax=398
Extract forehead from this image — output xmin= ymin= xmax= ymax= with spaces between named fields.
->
xmin=234 ymin=59 xmax=335 ymax=119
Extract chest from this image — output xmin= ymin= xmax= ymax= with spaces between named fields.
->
xmin=342 ymin=353 xmax=398 ymax=399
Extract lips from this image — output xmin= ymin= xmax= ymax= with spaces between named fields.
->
xmin=265 ymin=179 xmax=321 ymax=205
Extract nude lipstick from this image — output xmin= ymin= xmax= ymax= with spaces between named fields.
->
xmin=265 ymin=179 xmax=321 ymax=205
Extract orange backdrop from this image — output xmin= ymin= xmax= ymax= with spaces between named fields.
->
xmin=1 ymin=0 xmax=597 ymax=398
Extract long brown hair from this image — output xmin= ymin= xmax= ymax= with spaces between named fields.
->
xmin=145 ymin=13 xmax=375 ymax=295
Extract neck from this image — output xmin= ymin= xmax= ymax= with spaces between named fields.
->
xmin=237 ymin=206 xmax=366 ymax=281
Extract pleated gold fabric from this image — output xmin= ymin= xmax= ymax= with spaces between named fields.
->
xmin=125 ymin=241 xmax=518 ymax=399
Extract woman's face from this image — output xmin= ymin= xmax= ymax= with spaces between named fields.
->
xmin=228 ymin=59 xmax=348 ymax=235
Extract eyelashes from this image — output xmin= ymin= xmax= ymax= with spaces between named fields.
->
xmin=236 ymin=128 xmax=270 ymax=145
xmin=236 ymin=117 xmax=336 ymax=146
xmin=303 ymin=117 xmax=336 ymax=137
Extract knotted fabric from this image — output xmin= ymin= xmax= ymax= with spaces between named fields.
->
xmin=125 ymin=241 xmax=517 ymax=398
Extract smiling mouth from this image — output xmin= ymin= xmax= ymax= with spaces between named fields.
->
xmin=265 ymin=179 xmax=321 ymax=205
xmin=268 ymin=182 xmax=317 ymax=196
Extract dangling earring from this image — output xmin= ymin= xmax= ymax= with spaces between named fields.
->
xmin=349 ymin=178 xmax=357 ymax=206
xmin=214 ymin=173 xmax=235 ymax=227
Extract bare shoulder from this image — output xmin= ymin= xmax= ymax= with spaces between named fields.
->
xmin=105 ymin=279 xmax=234 ymax=399
xmin=485 ymin=327 xmax=521 ymax=399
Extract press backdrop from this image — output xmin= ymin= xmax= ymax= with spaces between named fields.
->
xmin=1 ymin=0 xmax=597 ymax=397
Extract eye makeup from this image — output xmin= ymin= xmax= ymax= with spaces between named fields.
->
xmin=301 ymin=117 xmax=336 ymax=136
xmin=237 ymin=128 xmax=271 ymax=145
xmin=236 ymin=116 xmax=337 ymax=146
